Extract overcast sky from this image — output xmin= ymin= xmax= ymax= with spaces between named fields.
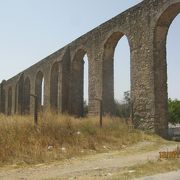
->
xmin=0 ymin=0 xmax=179 ymax=101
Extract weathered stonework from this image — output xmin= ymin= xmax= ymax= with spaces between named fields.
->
xmin=0 ymin=0 xmax=180 ymax=138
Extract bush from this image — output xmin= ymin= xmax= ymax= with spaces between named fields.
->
xmin=168 ymin=98 xmax=180 ymax=124
xmin=115 ymin=101 xmax=130 ymax=118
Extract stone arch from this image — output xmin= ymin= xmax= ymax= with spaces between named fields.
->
xmin=71 ymin=49 xmax=88 ymax=116
xmin=102 ymin=32 xmax=130 ymax=115
xmin=50 ymin=62 xmax=59 ymax=111
xmin=7 ymin=87 xmax=12 ymax=115
xmin=24 ymin=77 xmax=31 ymax=114
xmin=153 ymin=3 xmax=180 ymax=136
xmin=17 ymin=74 xmax=24 ymax=114
xmin=35 ymin=71 xmax=44 ymax=111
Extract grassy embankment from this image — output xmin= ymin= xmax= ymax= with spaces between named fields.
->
xmin=0 ymin=112 xmax=160 ymax=166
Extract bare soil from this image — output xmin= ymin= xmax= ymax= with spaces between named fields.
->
xmin=0 ymin=141 xmax=179 ymax=180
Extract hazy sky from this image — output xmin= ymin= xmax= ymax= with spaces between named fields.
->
xmin=0 ymin=0 xmax=179 ymax=101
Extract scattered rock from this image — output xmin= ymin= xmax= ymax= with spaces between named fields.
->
xmin=61 ymin=147 xmax=66 ymax=152
xmin=107 ymin=173 xmax=112 ymax=176
xmin=77 ymin=131 xmax=81 ymax=135
xmin=122 ymin=145 xmax=127 ymax=149
xmin=47 ymin=145 xmax=53 ymax=150
xmin=128 ymin=170 xmax=135 ymax=173
xmin=103 ymin=145 xmax=107 ymax=149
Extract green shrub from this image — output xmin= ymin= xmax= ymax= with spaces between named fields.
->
xmin=168 ymin=98 xmax=180 ymax=124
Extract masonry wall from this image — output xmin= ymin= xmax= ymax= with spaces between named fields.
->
xmin=1 ymin=0 xmax=180 ymax=138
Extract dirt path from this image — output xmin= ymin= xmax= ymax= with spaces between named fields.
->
xmin=0 ymin=142 xmax=179 ymax=180
xmin=138 ymin=170 xmax=180 ymax=180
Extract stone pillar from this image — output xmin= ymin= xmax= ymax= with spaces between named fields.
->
xmin=30 ymin=76 xmax=35 ymax=115
xmin=15 ymin=83 xmax=19 ymax=114
xmin=61 ymin=49 xmax=70 ymax=113
xmin=58 ymin=62 xmax=62 ymax=113
xmin=131 ymin=43 xmax=155 ymax=132
xmin=0 ymin=81 xmax=6 ymax=114
xmin=101 ymin=47 xmax=115 ymax=116
xmin=70 ymin=58 xmax=84 ymax=116
xmin=153 ymin=26 xmax=169 ymax=138
xmin=5 ymin=88 xmax=8 ymax=115
xmin=130 ymin=24 xmax=168 ymax=138
xmin=43 ymin=67 xmax=51 ymax=112
xmin=0 ymin=83 xmax=2 ymax=113
xmin=88 ymin=48 xmax=103 ymax=116
xmin=11 ymin=85 xmax=16 ymax=114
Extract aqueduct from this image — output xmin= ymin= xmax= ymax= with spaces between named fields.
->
xmin=0 ymin=0 xmax=180 ymax=138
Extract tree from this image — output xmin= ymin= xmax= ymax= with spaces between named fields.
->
xmin=115 ymin=91 xmax=131 ymax=118
xmin=124 ymin=91 xmax=130 ymax=105
xmin=168 ymin=98 xmax=180 ymax=124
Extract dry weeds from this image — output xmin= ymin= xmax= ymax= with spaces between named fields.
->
xmin=0 ymin=112 xmax=152 ymax=166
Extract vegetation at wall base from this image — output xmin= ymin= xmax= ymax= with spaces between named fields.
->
xmin=0 ymin=112 xmax=152 ymax=166
xmin=168 ymin=98 xmax=180 ymax=124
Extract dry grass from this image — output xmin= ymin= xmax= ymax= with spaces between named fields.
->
xmin=113 ymin=159 xmax=180 ymax=180
xmin=0 ymin=112 xmax=151 ymax=166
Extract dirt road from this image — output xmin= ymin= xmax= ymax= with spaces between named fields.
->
xmin=0 ymin=142 xmax=179 ymax=180
xmin=138 ymin=170 xmax=180 ymax=180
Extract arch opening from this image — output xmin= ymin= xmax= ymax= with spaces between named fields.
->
xmin=83 ymin=54 xmax=89 ymax=116
xmin=41 ymin=78 xmax=44 ymax=106
xmin=35 ymin=71 xmax=44 ymax=111
xmin=102 ymin=32 xmax=131 ymax=117
xmin=167 ymin=15 xmax=180 ymax=100
xmin=167 ymin=14 xmax=180 ymax=138
xmin=154 ymin=3 xmax=180 ymax=137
